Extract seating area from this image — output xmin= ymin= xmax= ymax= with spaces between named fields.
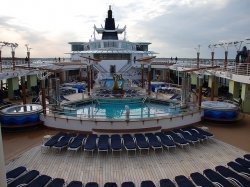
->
xmin=6 ymin=154 xmax=250 ymax=186
xmin=41 ymin=126 xmax=214 ymax=155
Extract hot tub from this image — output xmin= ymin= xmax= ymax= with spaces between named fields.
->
xmin=0 ymin=104 xmax=43 ymax=126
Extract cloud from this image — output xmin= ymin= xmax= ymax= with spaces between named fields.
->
xmin=0 ymin=0 xmax=249 ymax=59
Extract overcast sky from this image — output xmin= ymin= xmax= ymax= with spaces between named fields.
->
xmin=0 ymin=0 xmax=249 ymax=59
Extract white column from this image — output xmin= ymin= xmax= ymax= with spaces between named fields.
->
xmin=0 ymin=129 xmax=7 ymax=187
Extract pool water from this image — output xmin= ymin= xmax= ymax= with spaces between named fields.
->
xmin=64 ymin=98 xmax=183 ymax=119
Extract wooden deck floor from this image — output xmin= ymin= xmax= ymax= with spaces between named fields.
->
xmin=6 ymin=139 xmax=248 ymax=186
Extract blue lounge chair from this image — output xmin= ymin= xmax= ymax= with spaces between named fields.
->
xmin=8 ymin=170 xmax=40 ymax=187
xmin=85 ymin=182 xmax=99 ymax=187
xmin=190 ymin=172 xmax=214 ymax=187
xmin=155 ymin=132 xmax=176 ymax=151
xmin=175 ymin=175 xmax=195 ymax=187
xmin=67 ymin=181 xmax=83 ymax=187
xmin=174 ymin=129 xmax=199 ymax=146
xmin=53 ymin=134 xmax=76 ymax=152
xmin=227 ymin=161 xmax=250 ymax=179
xmin=27 ymin=174 xmax=52 ymax=187
xmin=97 ymin=135 xmax=110 ymax=154
xmin=122 ymin=134 xmax=137 ymax=156
xmin=84 ymin=134 xmax=98 ymax=155
xmin=41 ymin=132 xmax=66 ymax=152
xmin=121 ymin=181 xmax=136 ymax=187
xmin=189 ymin=126 xmax=214 ymax=139
xmin=110 ymin=134 xmax=123 ymax=155
xmin=134 ymin=133 xmax=150 ymax=154
xmin=68 ymin=134 xmax=87 ymax=152
xmin=215 ymin=165 xmax=250 ymax=187
xmin=235 ymin=158 xmax=250 ymax=169
xmin=104 ymin=182 xmax=118 ymax=187
xmin=141 ymin=180 xmax=156 ymax=187
xmin=203 ymin=169 xmax=234 ymax=187
xmin=165 ymin=131 xmax=189 ymax=148
xmin=244 ymin=154 xmax=250 ymax=161
xmin=159 ymin=179 xmax=176 ymax=187
xmin=47 ymin=178 xmax=65 ymax=187
xmin=6 ymin=166 xmax=27 ymax=184
xmin=145 ymin=133 xmax=162 ymax=151
xmin=182 ymin=128 xmax=207 ymax=142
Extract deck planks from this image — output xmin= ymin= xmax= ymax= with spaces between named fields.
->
xmin=6 ymin=139 xmax=248 ymax=186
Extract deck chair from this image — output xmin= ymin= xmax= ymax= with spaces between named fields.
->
xmin=140 ymin=180 xmax=156 ymax=187
xmin=134 ymin=133 xmax=150 ymax=154
xmin=215 ymin=165 xmax=250 ymax=187
xmin=159 ymin=179 xmax=176 ymax=187
xmin=203 ymin=169 xmax=234 ymax=187
xmin=67 ymin=180 xmax=83 ymax=187
xmin=235 ymin=158 xmax=250 ymax=169
xmin=121 ymin=181 xmax=136 ymax=187
xmin=47 ymin=178 xmax=65 ymax=187
xmin=165 ymin=131 xmax=189 ymax=149
xmin=104 ymin=182 xmax=118 ymax=187
xmin=53 ymin=134 xmax=76 ymax=153
xmin=175 ymin=175 xmax=195 ymax=187
xmin=155 ymin=132 xmax=176 ymax=151
xmin=84 ymin=134 xmax=98 ymax=156
xmin=174 ymin=129 xmax=199 ymax=146
xmin=182 ymin=128 xmax=207 ymax=142
xmin=189 ymin=126 xmax=214 ymax=139
xmin=244 ymin=154 xmax=250 ymax=161
xmin=27 ymin=174 xmax=52 ymax=187
xmin=122 ymin=134 xmax=137 ymax=156
xmin=145 ymin=133 xmax=163 ymax=152
xmin=6 ymin=166 xmax=27 ymax=184
xmin=227 ymin=161 xmax=250 ymax=179
xmin=41 ymin=132 xmax=66 ymax=152
xmin=85 ymin=182 xmax=99 ymax=187
xmin=97 ymin=135 xmax=110 ymax=154
xmin=110 ymin=134 xmax=123 ymax=156
xmin=190 ymin=172 xmax=214 ymax=187
xmin=8 ymin=170 xmax=39 ymax=187
xmin=68 ymin=134 xmax=87 ymax=152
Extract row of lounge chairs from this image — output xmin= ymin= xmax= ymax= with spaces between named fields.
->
xmin=6 ymin=154 xmax=250 ymax=187
xmin=41 ymin=126 xmax=214 ymax=155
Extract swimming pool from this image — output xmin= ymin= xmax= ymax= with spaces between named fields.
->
xmin=63 ymin=98 xmax=185 ymax=119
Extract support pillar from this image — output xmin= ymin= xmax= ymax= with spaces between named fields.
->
xmin=7 ymin=77 xmax=19 ymax=99
xmin=229 ymin=80 xmax=240 ymax=99
xmin=21 ymin=76 xmax=26 ymax=104
xmin=147 ymin=65 xmax=151 ymax=96
xmin=141 ymin=64 xmax=144 ymax=88
xmin=27 ymin=51 xmax=30 ymax=68
xmin=0 ymin=129 xmax=7 ymax=187
xmin=241 ymin=83 xmax=250 ymax=112
xmin=87 ymin=65 xmax=90 ymax=96
xmin=198 ymin=77 xmax=203 ymax=109
xmin=208 ymin=75 xmax=219 ymax=100
xmin=90 ymin=65 xmax=93 ymax=89
xmin=0 ymin=50 xmax=2 ymax=73
xmin=27 ymin=75 xmax=38 ymax=92
xmin=41 ymin=79 xmax=46 ymax=114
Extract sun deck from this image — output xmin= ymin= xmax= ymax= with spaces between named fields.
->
xmin=6 ymin=138 xmax=247 ymax=186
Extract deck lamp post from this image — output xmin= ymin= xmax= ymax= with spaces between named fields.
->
xmin=6 ymin=43 xmax=18 ymax=71
xmin=25 ymin=44 xmax=32 ymax=67
xmin=195 ymin=45 xmax=200 ymax=68
xmin=198 ymin=74 xmax=203 ymax=109
xmin=219 ymin=42 xmax=231 ymax=69
xmin=208 ymin=44 xmax=217 ymax=66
